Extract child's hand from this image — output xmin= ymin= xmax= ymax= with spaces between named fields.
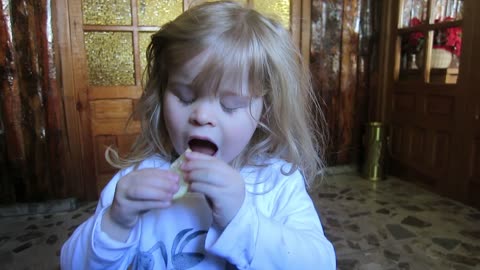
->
xmin=108 ymin=168 xmax=180 ymax=229
xmin=181 ymin=151 xmax=246 ymax=229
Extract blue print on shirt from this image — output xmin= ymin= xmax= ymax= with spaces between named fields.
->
xmin=132 ymin=228 xmax=208 ymax=270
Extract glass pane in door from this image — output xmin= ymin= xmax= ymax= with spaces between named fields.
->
xmin=84 ymin=32 xmax=135 ymax=86
xmin=400 ymin=0 xmax=428 ymax=28
xmin=429 ymin=26 xmax=462 ymax=84
xmin=82 ymin=0 xmax=132 ymax=25
xmin=139 ymin=32 xmax=156 ymax=75
xmin=432 ymin=0 xmax=464 ymax=22
xmin=137 ymin=0 xmax=183 ymax=26
xmin=254 ymin=0 xmax=290 ymax=29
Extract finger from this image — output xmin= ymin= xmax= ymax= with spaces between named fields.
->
xmin=126 ymin=199 xmax=172 ymax=212
xmin=125 ymin=184 xmax=176 ymax=201
xmin=189 ymin=181 xmax=218 ymax=199
xmin=144 ymin=177 xmax=179 ymax=193
xmin=181 ymin=159 xmax=219 ymax=172
xmin=186 ymin=168 xmax=225 ymax=186
xmin=126 ymin=171 xmax=179 ymax=193
xmin=133 ymin=169 xmax=179 ymax=184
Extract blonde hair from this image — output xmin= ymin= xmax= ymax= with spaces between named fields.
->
xmin=107 ymin=1 xmax=327 ymax=186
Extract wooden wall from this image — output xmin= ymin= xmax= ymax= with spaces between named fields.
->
xmin=0 ymin=0 xmax=69 ymax=203
xmin=310 ymin=0 xmax=380 ymax=165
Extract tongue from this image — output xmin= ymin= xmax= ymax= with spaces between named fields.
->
xmin=190 ymin=145 xmax=216 ymax=156
xmin=189 ymin=139 xmax=217 ymax=156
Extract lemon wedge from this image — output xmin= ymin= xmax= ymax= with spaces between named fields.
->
xmin=170 ymin=149 xmax=191 ymax=199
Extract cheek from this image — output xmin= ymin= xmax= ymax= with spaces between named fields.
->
xmin=227 ymin=112 xmax=259 ymax=144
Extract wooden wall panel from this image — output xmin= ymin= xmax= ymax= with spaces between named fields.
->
xmin=117 ymin=134 xmax=138 ymax=156
xmin=95 ymin=135 xmax=117 ymax=175
xmin=0 ymin=0 xmax=69 ymax=202
xmin=92 ymin=119 xmax=140 ymax=135
xmin=466 ymin=135 xmax=480 ymax=208
xmin=425 ymin=96 xmax=454 ymax=116
xmin=97 ymin=173 xmax=114 ymax=197
xmin=410 ymin=127 xmax=425 ymax=162
xmin=432 ymin=133 xmax=449 ymax=169
xmin=94 ymin=134 xmax=138 ymax=195
xmin=310 ymin=0 xmax=378 ymax=165
xmin=391 ymin=125 xmax=403 ymax=156
xmin=90 ymin=99 xmax=133 ymax=119
xmin=393 ymin=93 xmax=415 ymax=112
xmin=88 ymin=86 xmax=141 ymax=100
xmin=468 ymin=138 xmax=480 ymax=182
xmin=0 ymin=0 xmax=22 ymax=203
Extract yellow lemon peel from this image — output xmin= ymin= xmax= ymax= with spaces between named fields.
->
xmin=170 ymin=149 xmax=191 ymax=199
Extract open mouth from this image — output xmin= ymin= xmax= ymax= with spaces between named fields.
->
xmin=188 ymin=138 xmax=218 ymax=156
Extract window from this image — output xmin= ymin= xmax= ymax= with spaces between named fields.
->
xmin=396 ymin=0 xmax=463 ymax=84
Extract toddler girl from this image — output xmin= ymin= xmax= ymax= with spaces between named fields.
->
xmin=61 ymin=1 xmax=335 ymax=269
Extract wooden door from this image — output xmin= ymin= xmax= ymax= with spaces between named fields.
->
xmin=57 ymin=0 xmax=305 ymax=199
xmin=460 ymin=0 xmax=480 ymax=208
xmin=386 ymin=0 xmax=470 ymax=198
xmin=464 ymin=92 xmax=480 ymax=208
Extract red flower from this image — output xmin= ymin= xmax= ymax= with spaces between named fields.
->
xmin=433 ymin=17 xmax=462 ymax=56
xmin=410 ymin=17 xmax=423 ymax=27
xmin=406 ymin=17 xmax=425 ymax=54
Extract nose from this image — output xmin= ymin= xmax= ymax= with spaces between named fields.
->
xmin=189 ymin=99 xmax=216 ymax=126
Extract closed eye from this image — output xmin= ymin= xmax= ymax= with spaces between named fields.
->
xmin=220 ymin=95 xmax=251 ymax=112
xmin=177 ymin=94 xmax=195 ymax=105
xmin=168 ymin=83 xmax=196 ymax=105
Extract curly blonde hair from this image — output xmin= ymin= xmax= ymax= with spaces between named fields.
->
xmin=107 ymin=1 xmax=327 ymax=186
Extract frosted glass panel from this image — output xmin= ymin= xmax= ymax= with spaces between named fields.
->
xmin=84 ymin=32 xmax=135 ymax=86
xmin=206 ymin=0 xmax=246 ymax=4
xmin=432 ymin=0 xmax=464 ymax=21
xmin=400 ymin=0 xmax=428 ymax=28
xmin=188 ymin=0 xmax=246 ymax=8
xmin=254 ymin=0 xmax=290 ymax=29
xmin=139 ymin=32 xmax=155 ymax=74
xmin=137 ymin=0 xmax=183 ymax=26
xmin=83 ymin=0 xmax=132 ymax=25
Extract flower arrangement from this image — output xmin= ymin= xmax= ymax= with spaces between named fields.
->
xmin=404 ymin=17 xmax=462 ymax=57
xmin=433 ymin=17 xmax=462 ymax=56
xmin=404 ymin=18 xmax=425 ymax=55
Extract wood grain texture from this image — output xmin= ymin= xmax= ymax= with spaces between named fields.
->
xmin=1 ymin=0 xmax=22 ymax=203
xmin=310 ymin=0 xmax=376 ymax=165
xmin=1 ymin=0 xmax=68 ymax=202
xmin=66 ymin=0 xmax=97 ymax=200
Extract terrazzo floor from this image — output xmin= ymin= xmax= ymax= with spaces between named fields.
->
xmin=0 ymin=172 xmax=479 ymax=270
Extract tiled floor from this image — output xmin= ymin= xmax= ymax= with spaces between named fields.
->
xmin=314 ymin=174 xmax=480 ymax=270
xmin=1 ymin=172 xmax=479 ymax=270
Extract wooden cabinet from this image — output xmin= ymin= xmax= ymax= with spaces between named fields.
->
xmin=378 ymin=0 xmax=480 ymax=208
